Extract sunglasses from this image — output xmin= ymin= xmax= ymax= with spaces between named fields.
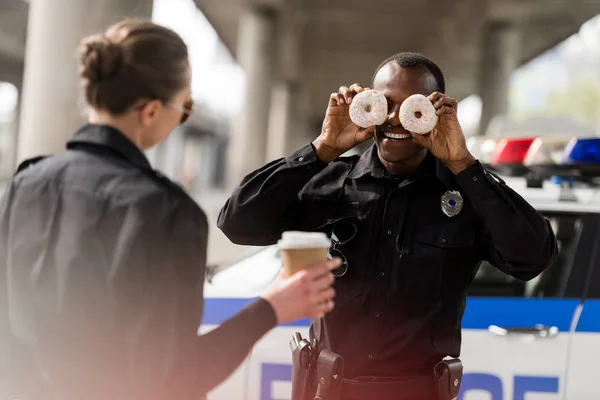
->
xmin=328 ymin=220 xmax=357 ymax=277
xmin=135 ymin=97 xmax=194 ymax=125
xmin=169 ymin=97 xmax=194 ymax=124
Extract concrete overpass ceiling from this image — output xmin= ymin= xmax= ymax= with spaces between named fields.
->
xmin=0 ymin=0 xmax=598 ymax=122
xmin=195 ymin=0 xmax=600 ymax=119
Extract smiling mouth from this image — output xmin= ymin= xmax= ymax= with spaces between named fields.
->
xmin=382 ymin=131 xmax=412 ymax=140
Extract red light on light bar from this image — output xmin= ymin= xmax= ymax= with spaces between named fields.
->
xmin=491 ymin=137 xmax=537 ymax=165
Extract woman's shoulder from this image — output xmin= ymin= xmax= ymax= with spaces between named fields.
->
xmin=11 ymin=150 xmax=207 ymax=227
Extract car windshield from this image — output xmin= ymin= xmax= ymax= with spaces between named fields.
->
xmin=204 ymin=246 xmax=282 ymax=297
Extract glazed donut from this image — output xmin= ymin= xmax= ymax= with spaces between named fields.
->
xmin=349 ymin=90 xmax=387 ymax=128
xmin=399 ymin=94 xmax=438 ymax=134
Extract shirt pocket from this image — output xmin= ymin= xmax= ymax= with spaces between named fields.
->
xmin=414 ymin=221 xmax=476 ymax=248
xmin=402 ymin=220 xmax=477 ymax=309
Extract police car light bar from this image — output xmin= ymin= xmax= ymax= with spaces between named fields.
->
xmin=524 ymin=137 xmax=572 ymax=167
xmin=468 ymin=134 xmax=600 ymax=183
xmin=488 ymin=137 xmax=536 ymax=176
xmin=491 ymin=137 xmax=536 ymax=165
xmin=522 ymin=136 xmax=575 ymax=180
xmin=563 ymin=137 xmax=600 ymax=164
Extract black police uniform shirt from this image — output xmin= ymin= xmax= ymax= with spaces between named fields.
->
xmin=0 ymin=124 xmax=277 ymax=400
xmin=218 ymin=143 xmax=558 ymax=379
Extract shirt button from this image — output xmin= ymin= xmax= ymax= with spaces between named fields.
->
xmin=472 ymin=176 xmax=478 ymax=182
xmin=440 ymin=238 xmax=447 ymax=244
xmin=379 ymin=272 xmax=385 ymax=277
xmin=387 ymin=230 xmax=392 ymax=235
xmin=368 ymin=354 xmax=374 ymax=360
xmin=298 ymin=156 xmax=304 ymax=162
xmin=374 ymin=312 xmax=380 ymax=318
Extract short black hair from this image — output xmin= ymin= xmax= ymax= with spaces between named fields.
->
xmin=372 ymin=52 xmax=445 ymax=93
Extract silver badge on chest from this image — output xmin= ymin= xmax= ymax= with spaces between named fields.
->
xmin=441 ymin=190 xmax=463 ymax=218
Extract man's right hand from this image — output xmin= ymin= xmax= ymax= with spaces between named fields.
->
xmin=312 ymin=83 xmax=377 ymax=163
xmin=261 ymin=259 xmax=340 ymax=323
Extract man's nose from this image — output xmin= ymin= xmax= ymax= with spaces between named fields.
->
xmin=387 ymin=105 xmax=401 ymax=126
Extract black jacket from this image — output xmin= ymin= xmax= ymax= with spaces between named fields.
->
xmin=218 ymin=143 xmax=558 ymax=379
xmin=0 ymin=124 xmax=276 ymax=400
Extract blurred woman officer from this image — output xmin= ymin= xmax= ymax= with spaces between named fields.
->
xmin=0 ymin=20 xmax=337 ymax=400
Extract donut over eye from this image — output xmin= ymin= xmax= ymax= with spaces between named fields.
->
xmin=399 ymin=94 xmax=438 ymax=135
xmin=349 ymin=90 xmax=388 ymax=128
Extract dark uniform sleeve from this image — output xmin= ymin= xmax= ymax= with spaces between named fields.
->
xmin=125 ymin=197 xmax=277 ymax=398
xmin=218 ymin=144 xmax=328 ymax=245
xmin=454 ymin=161 xmax=558 ymax=281
xmin=0 ymin=184 xmax=32 ymax=398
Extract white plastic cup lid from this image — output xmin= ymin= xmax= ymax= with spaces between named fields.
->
xmin=277 ymin=231 xmax=330 ymax=249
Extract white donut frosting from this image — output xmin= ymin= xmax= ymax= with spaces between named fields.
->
xmin=399 ymin=94 xmax=438 ymax=134
xmin=349 ymin=90 xmax=388 ymax=128
xmin=278 ymin=231 xmax=330 ymax=249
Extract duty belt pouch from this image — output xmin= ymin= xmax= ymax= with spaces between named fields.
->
xmin=291 ymin=333 xmax=314 ymax=400
xmin=434 ymin=358 xmax=463 ymax=400
xmin=314 ymin=349 xmax=344 ymax=400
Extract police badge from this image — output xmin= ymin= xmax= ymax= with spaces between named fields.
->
xmin=441 ymin=190 xmax=463 ymax=218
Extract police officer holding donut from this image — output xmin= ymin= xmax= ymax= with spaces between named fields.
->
xmin=218 ymin=52 xmax=558 ymax=400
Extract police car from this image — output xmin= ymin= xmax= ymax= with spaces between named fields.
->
xmin=201 ymin=135 xmax=600 ymax=400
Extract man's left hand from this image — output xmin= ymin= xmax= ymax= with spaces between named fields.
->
xmin=410 ymin=92 xmax=477 ymax=175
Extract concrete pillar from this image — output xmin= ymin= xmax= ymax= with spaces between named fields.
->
xmin=267 ymin=82 xmax=295 ymax=160
xmin=9 ymin=85 xmax=22 ymax=175
xmin=17 ymin=0 xmax=153 ymax=164
xmin=196 ymin=135 xmax=218 ymax=192
xmin=227 ymin=7 xmax=275 ymax=187
xmin=478 ymin=23 xmax=521 ymax=136
xmin=0 ymin=84 xmax=19 ymax=180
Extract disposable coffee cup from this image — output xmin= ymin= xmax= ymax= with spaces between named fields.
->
xmin=278 ymin=231 xmax=330 ymax=278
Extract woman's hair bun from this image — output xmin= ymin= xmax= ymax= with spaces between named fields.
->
xmin=78 ymin=35 xmax=124 ymax=83
xmin=77 ymin=20 xmax=189 ymax=115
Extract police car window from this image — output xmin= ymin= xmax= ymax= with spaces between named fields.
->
xmin=468 ymin=212 xmax=582 ymax=298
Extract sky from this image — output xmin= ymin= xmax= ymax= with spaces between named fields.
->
xmin=152 ymin=0 xmax=245 ymax=115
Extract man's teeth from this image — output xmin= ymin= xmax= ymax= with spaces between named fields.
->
xmin=384 ymin=132 xmax=411 ymax=140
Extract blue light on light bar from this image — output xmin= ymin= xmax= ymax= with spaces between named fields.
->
xmin=562 ymin=138 xmax=600 ymax=164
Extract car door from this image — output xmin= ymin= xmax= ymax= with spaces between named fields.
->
xmin=562 ymin=212 xmax=600 ymax=399
xmin=459 ymin=211 xmax=588 ymax=400
xmin=202 ymin=246 xmax=281 ymax=400
xmin=202 ymin=246 xmax=308 ymax=400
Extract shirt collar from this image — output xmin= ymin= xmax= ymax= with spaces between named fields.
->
xmin=66 ymin=124 xmax=152 ymax=169
xmin=347 ymin=143 xmax=455 ymax=189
